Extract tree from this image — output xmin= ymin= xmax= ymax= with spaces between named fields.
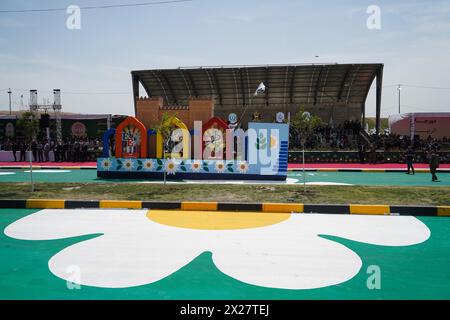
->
xmin=151 ymin=112 xmax=178 ymax=184
xmin=291 ymin=108 xmax=323 ymax=192
xmin=16 ymin=111 xmax=39 ymax=193
xmin=16 ymin=111 xmax=39 ymax=144
xmin=291 ymin=108 xmax=323 ymax=149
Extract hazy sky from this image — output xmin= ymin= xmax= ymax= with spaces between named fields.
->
xmin=1 ymin=0 xmax=449 ymax=116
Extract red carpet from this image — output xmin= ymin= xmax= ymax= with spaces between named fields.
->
xmin=1 ymin=161 xmax=449 ymax=169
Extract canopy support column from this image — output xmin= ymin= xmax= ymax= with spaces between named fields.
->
xmin=375 ymin=65 xmax=383 ymax=134
xmin=132 ymin=74 xmax=139 ymax=116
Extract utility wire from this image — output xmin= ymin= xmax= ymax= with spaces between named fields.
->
xmin=2 ymin=82 xmax=449 ymax=96
xmin=2 ymin=88 xmax=131 ymax=95
xmin=0 ymin=0 xmax=192 ymax=13
xmin=402 ymin=84 xmax=450 ymax=90
xmin=383 ymin=84 xmax=450 ymax=90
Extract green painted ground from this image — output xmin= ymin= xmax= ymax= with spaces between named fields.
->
xmin=0 ymin=169 xmax=449 ymax=186
xmin=1 ymin=209 xmax=450 ymax=299
xmin=290 ymin=171 xmax=450 ymax=186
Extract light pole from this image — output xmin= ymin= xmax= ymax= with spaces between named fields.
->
xmin=397 ymin=84 xmax=402 ymax=114
xmin=8 ymin=88 xmax=12 ymax=115
xmin=301 ymin=111 xmax=311 ymax=193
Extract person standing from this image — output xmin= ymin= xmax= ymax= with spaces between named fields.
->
xmin=12 ymin=141 xmax=18 ymax=162
xmin=54 ymin=141 xmax=61 ymax=162
xmin=405 ymin=146 xmax=415 ymax=175
xmin=61 ymin=139 xmax=68 ymax=162
xmin=429 ymin=149 xmax=440 ymax=182
xmin=31 ymin=140 xmax=37 ymax=162
xmin=19 ymin=142 xmax=27 ymax=162
xmin=44 ymin=140 xmax=50 ymax=162
xmin=37 ymin=140 xmax=44 ymax=163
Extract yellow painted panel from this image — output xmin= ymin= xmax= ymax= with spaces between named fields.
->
xmin=262 ymin=203 xmax=303 ymax=213
xmin=437 ymin=206 xmax=450 ymax=217
xmin=181 ymin=202 xmax=218 ymax=211
xmin=350 ymin=204 xmax=390 ymax=215
xmin=99 ymin=200 xmax=142 ymax=209
xmin=26 ymin=199 xmax=65 ymax=209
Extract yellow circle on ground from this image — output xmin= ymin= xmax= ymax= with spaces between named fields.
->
xmin=146 ymin=210 xmax=291 ymax=230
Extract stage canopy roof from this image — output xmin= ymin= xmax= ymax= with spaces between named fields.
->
xmin=132 ymin=63 xmax=382 ymax=106
xmin=131 ymin=63 xmax=384 ymax=132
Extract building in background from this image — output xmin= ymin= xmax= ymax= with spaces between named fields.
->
xmin=389 ymin=112 xmax=450 ymax=139
xmin=0 ymin=111 xmax=127 ymax=141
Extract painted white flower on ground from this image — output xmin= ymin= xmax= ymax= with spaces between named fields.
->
xmin=165 ymin=159 xmax=178 ymax=175
xmin=214 ymin=161 xmax=226 ymax=173
xmin=142 ymin=159 xmax=154 ymax=171
xmin=190 ymin=160 xmax=202 ymax=172
xmin=100 ymin=159 xmax=113 ymax=171
xmin=123 ymin=159 xmax=134 ymax=171
xmin=237 ymin=161 xmax=249 ymax=173
xmin=4 ymin=210 xmax=430 ymax=290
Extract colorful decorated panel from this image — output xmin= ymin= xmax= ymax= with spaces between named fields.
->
xmin=97 ymin=116 xmax=289 ymax=180
xmin=97 ymin=157 xmax=287 ymax=180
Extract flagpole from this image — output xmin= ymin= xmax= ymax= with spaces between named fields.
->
xmin=236 ymin=82 xmax=265 ymax=128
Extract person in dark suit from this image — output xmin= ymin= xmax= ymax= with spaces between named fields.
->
xmin=12 ymin=141 xmax=18 ymax=162
xmin=19 ymin=142 xmax=27 ymax=162
xmin=31 ymin=140 xmax=37 ymax=162
xmin=405 ymin=146 xmax=415 ymax=175
xmin=429 ymin=149 xmax=440 ymax=182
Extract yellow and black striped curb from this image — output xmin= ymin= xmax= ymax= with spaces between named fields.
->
xmin=0 ymin=200 xmax=449 ymax=217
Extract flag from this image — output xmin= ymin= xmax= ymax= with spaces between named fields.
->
xmin=254 ymin=82 xmax=266 ymax=96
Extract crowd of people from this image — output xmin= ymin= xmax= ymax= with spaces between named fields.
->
xmin=290 ymin=121 xmax=362 ymax=150
xmin=0 ymin=138 xmax=102 ymax=162
xmin=1 ymin=121 xmax=449 ymax=166
xmin=366 ymin=133 xmax=449 ymax=152
xmin=290 ymin=120 xmax=449 ymax=154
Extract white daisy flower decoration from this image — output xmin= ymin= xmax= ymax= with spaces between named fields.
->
xmin=165 ymin=159 xmax=178 ymax=175
xmin=237 ymin=161 xmax=249 ymax=174
xmin=5 ymin=210 xmax=430 ymax=290
xmin=190 ymin=160 xmax=202 ymax=172
xmin=215 ymin=161 xmax=226 ymax=173
xmin=100 ymin=159 xmax=113 ymax=171
xmin=123 ymin=159 xmax=134 ymax=171
xmin=143 ymin=159 xmax=154 ymax=171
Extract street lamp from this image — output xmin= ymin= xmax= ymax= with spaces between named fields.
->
xmin=301 ymin=111 xmax=311 ymax=193
xmin=397 ymin=84 xmax=402 ymax=114
xmin=7 ymin=88 xmax=12 ymax=115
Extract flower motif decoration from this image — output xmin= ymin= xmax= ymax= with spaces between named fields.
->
xmin=190 ymin=160 xmax=202 ymax=172
xmin=100 ymin=159 xmax=113 ymax=171
xmin=142 ymin=159 xmax=154 ymax=171
xmin=237 ymin=161 xmax=249 ymax=173
xmin=102 ymin=158 xmax=255 ymax=175
xmin=165 ymin=159 xmax=178 ymax=175
xmin=123 ymin=159 xmax=134 ymax=171
xmin=4 ymin=210 xmax=430 ymax=290
xmin=215 ymin=161 xmax=226 ymax=173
